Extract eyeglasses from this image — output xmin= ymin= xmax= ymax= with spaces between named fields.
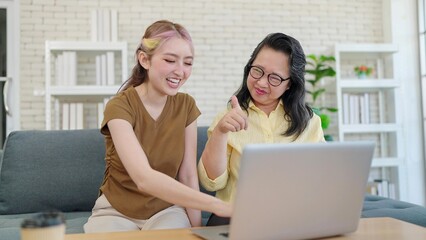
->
xmin=248 ymin=65 xmax=290 ymax=87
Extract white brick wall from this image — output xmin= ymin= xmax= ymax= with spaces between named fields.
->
xmin=20 ymin=0 xmax=384 ymax=129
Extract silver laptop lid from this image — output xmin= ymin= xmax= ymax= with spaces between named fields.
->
xmin=229 ymin=142 xmax=374 ymax=240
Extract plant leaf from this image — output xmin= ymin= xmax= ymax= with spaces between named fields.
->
xmin=325 ymin=107 xmax=338 ymax=112
xmin=312 ymin=88 xmax=326 ymax=101
xmin=320 ymin=114 xmax=330 ymax=129
xmin=306 ymin=79 xmax=316 ymax=86
xmin=312 ymin=107 xmax=321 ymax=116
xmin=319 ymin=55 xmax=336 ymax=62
xmin=324 ymin=134 xmax=333 ymax=141
xmin=307 ymin=54 xmax=318 ymax=62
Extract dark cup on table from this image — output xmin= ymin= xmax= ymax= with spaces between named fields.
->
xmin=21 ymin=211 xmax=65 ymax=240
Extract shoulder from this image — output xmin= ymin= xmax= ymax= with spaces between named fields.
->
xmin=170 ymin=92 xmax=198 ymax=110
xmin=305 ymin=113 xmax=325 ymax=140
xmin=108 ymin=87 xmax=136 ymax=106
xmin=171 ymin=93 xmax=200 ymax=126
xmin=101 ymin=87 xmax=138 ymax=135
xmin=306 ymin=113 xmax=322 ymax=129
xmin=310 ymin=113 xmax=322 ymax=123
xmin=104 ymin=87 xmax=139 ymax=119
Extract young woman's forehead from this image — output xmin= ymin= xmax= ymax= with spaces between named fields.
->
xmin=155 ymin=37 xmax=194 ymax=57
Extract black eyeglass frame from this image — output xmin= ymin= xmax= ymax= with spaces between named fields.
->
xmin=248 ymin=65 xmax=291 ymax=87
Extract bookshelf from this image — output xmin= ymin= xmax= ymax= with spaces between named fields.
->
xmin=334 ymin=43 xmax=405 ymax=200
xmin=45 ymin=41 xmax=128 ymax=130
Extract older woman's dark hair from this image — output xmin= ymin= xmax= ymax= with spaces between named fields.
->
xmin=234 ymin=33 xmax=313 ymax=139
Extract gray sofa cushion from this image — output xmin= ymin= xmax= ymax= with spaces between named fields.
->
xmin=196 ymin=126 xmax=214 ymax=224
xmin=362 ymin=194 xmax=426 ymax=227
xmin=0 ymin=129 xmax=105 ymax=214
xmin=196 ymin=126 xmax=208 ymax=162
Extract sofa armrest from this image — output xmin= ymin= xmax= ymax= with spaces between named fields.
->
xmin=362 ymin=194 xmax=426 ymax=227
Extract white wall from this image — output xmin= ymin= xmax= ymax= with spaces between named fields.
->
xmin=18 ymin=0 xmax=425 ymax=205
xmin=19 ymin=0 xmax=384 ymax=128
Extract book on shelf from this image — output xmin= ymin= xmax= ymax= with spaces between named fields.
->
xmin=69 ymin=103 xmax=77 ymax=130
xmin=62 ymin=103 xmax=69 ymax=130
xmin=367 ymin=179 xmax=396 ymax=199
xmin=91 ymin=9 xmax=118 ymax=42
xmin=95 ymin=53 xmax=115 ymax=86
xmin=55 ymin=51 xmax=77 ymax=86
xmin=106 ymin=52 xmax=115 ymax=85
xmin=103 ymin=9 xmax=110 ymax=42
xmin=90 ymin=9 xmax=97 ymax=42
xmin=343 ymin=93 xmax=350 ymax=124
xmin=366 ymin=181 xmax=379 ymax=195
xmin=342 ymin=93 xmax=370 ymax=125
xmin=63 ymin=103 xmax=85 ymax=130
xmin=110 ymin=10 xmax=118 ymax=41
xmin=349 ymin=94 xmax=359 ymax=124
xmin=95 ymin=55 xmax=101 ymax=85
xmin=375 ymin=179 xmax=389 ymax=198
xmin=97 ymin=102 xmax=104 ymax=128
xmin=362 ymin=93 xmax=370 ymax=124
xmin=97 ymin=97 xmax=111 ymax=128
xmin=359 ymin=95 xmax=370 ymax=124
xmin=101 ymin=54 xmax=107 ymax=86
xmin=94 ymin=9 xmax=103 ymax=41
xmin=76 ymin=103 xmax=84 ymax=129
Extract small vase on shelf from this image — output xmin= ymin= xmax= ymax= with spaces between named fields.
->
xmin=357 ymin=72 xmax=367 ymax=79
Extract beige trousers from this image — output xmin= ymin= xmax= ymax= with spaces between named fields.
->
xmin=84 ymin=194 xmax=191 ymax=233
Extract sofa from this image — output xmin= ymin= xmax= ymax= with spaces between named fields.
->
xmin=0 ymin=128 xmax=425 ymax=240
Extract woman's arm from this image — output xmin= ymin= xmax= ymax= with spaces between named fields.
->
xmin=178 ymin=120 xmax=202 ymax=227
xmin=201 ymin=96 xmax=247 ymax=179
xmin=108 ymin=119 xmax=231 ymax=217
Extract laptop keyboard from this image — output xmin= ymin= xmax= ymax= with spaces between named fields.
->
xmin=219 ymin=232 xmax=229 ymax=238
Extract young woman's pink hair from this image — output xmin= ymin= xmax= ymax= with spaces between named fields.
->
xmin=120 ymin=20 xmax=193 ymax=91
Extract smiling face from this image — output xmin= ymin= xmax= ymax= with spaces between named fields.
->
xmin=247 ymin=46 xmax=291 ymax=114
xmin=139 ymin=37 xmax=194 ymax=96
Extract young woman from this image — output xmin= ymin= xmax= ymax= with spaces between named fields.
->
xmin=84 ymin=20 xmax=231 ymax=233
xmin=198 ymin=33 xmax=325 ymax=226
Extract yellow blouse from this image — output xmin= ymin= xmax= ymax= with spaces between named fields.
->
xmin=198 ymin=101 xmax=325 ymax=203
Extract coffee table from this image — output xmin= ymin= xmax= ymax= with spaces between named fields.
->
xmin=65 ymin=217 xmax=426 ymax=240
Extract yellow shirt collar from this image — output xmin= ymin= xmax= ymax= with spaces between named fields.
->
xmin=248 ymin=100 xmax=284 ymax=113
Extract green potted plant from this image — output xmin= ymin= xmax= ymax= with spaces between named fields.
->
xmin=354 ymin=65 xmax=373 ymax=79
xmin=305 ymin=54 xmax=338 ymax=141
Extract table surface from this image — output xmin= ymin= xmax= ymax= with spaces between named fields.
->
xmin=65 ymin=217 xmax=426 ymax=240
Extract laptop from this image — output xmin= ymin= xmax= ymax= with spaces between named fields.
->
xmin=191 ymin=142 xmax=375 ymax=240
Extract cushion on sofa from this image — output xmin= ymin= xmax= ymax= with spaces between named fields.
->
xmin=0 ymin=129 xmax=105 ymax=215
xmin=362 ymin=194 xmax=426 ymax=227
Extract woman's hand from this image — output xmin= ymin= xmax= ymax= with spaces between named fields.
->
xmin=213 ymin=199 xmax=233 ymax=218
xmin=215 ymin=96 xmax=248 ymax=134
